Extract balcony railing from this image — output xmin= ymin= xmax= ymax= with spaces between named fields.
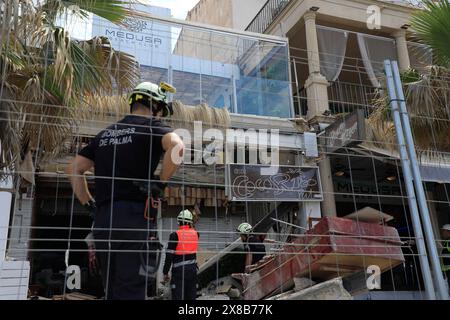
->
xmin=295 ymin=82 xmax=378 ymax=118
xmin=328 ymin=81 xmax=378 ymax=116
xmin=246 ymin=0 xmax=292 ymax=34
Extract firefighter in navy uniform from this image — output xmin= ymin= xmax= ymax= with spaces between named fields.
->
xmin=163 ymin=210 xmax=199 ymax=300
xmin=66 ymin=82 xmax=185 ymax=300
xmin=237 ymin=222 xmax=266 ymax=267
xmin=441 ymin=224 xmax=450 ymax=292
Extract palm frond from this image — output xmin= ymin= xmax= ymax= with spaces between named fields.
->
xmin=411 ymin=0 xmax=450 ymax=68
xmin=0 ymin=43 xmax=26 ymax=72
xmin=0 ymin=84 xmax=22 ymax=173
xmin=0 ymin=0 xmax=142 ymax=178
xmin=32 ymin=29 xmax=139 ymax=103
xmin=78 ymin=36 xmax=140 ymax=94
xmin=83 ymin=94 xmax=128 ymax=114
xmin=369 ymin=66 xmax=450 ymax=153
xmin=65 ymin=0 xmax=135 ymax=24
xmin=43 ymin=0 xmax=140 ymax=25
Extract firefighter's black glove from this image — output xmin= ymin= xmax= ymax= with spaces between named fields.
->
xmin=150 ymin=182 xmax=167 ymax=199
xmin=133 ymin=181 xmax=166 ymax=198
xmin=84 ymin=199 xmax=96 ymax=221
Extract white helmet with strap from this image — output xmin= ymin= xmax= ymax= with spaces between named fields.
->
xmin=177 ymin=209 xmax=194 ymax=225
xmin=128 ymin=81 xmax=176 ymax=117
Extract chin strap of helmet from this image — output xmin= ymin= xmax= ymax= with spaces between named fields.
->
xmin=129 ymin=94 xmax=164 ymax=117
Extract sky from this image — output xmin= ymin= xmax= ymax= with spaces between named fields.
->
xmin=143 ymin=0 xmax=200 ymax=20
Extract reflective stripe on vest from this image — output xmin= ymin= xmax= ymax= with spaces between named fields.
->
xmin=175 ymin=225 xmax=198 ymax=255
xmin=173 ymin=260 xmax=196 ymax=268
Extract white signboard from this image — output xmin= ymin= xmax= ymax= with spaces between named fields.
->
xmin=226 ymin=164 xmax=323 ymax=202
xmin=91 ymin=4 xmax=171 ymax=67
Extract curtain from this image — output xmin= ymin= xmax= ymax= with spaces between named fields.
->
xmin=317 ymin=26 xmax=348 ymax=82
xmin=408 ymin=42 xmax=433 ymax=73
xmin=357 ymin=34 xmax=397 ymax=87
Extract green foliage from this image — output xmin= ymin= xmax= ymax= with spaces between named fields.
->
xmin=411 ymin=0 xmax=450 ymax=67
xmin=0 ymin=0 xmax=140 ymax=175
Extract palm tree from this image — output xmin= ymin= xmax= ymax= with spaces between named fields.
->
xmin=0 ymin=0 xmax=140 ymax=180
xmin=410 ymin=0 xmax=450 ymax=68
xmin=368 ymin=0 xmax=450 ymax=157
xmin=369 ymin=67 xmax=450 ymax=154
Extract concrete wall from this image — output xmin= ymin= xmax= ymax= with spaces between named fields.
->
xmin=173 ymin=0 xmax=237 ymax=65
xmin=185 ymin=0 xmax=415 ymax=38
xmin=187 ymin=0 xmax=233 ymax=28
xmin=231 ymin=0 xmax=268 ymax=30
xmin=354 ymin=291 xmax=426 ymax=300
xmin=266 ymin=0 xmax=416 ymax=37
xmin=186 ymin=0 xmax=267 ymax=30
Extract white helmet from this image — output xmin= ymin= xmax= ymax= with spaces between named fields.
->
xmin=128 ymin=81 xmax=176 ymax=117
xmin=237 ymin=222 xmax=253 ymax=234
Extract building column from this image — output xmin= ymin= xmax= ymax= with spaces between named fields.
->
xmin=304 ymin=12 xmax=321 ymax=74
xmin=393 ymin=30 xmax=411 ymax=72
xmin=316 ymin=121 xmax=337 ymax=219
xmin=304 ymin=12 xmax=329 ymax=120
xmin=318 ymin=157 xmax=337 ymax=217
xmin=296 ymin=152 xmax=323 ymax=230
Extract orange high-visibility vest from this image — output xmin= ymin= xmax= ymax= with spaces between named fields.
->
xmin=175 ymin=225 xmax=198 ymax=255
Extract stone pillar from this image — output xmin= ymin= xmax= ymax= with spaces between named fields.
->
xmin=304 ymin=12 xmax=329 ymax=120
xmin=296 ymin=152 xmax=323 ymax=230
xmin=304 ymin=12 xmax=321 ymax=74
xmin=318 ymin=157 xmax=337 ymax=217
xmin=393 ymin=30 xmax=411 ymax=72
xmin=295 ymin=154 xmax=307 ymax=233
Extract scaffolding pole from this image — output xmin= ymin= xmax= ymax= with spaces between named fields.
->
xmin=384 ymin=60 xmax=436 ymax=300
xmin=390 ymin=60 xmax=449 ymax=300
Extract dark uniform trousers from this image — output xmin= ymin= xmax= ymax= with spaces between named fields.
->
xmin=171 ymin=262 xmax=197 ymax=300
xmin=94 ymin=201 xmax=152 ymax=300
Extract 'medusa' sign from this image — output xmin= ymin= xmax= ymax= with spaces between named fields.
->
xmin=91 ymin=4 xmax=171 ymax=67
xmin=104 ymin=22 xmax=163 ymax=48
